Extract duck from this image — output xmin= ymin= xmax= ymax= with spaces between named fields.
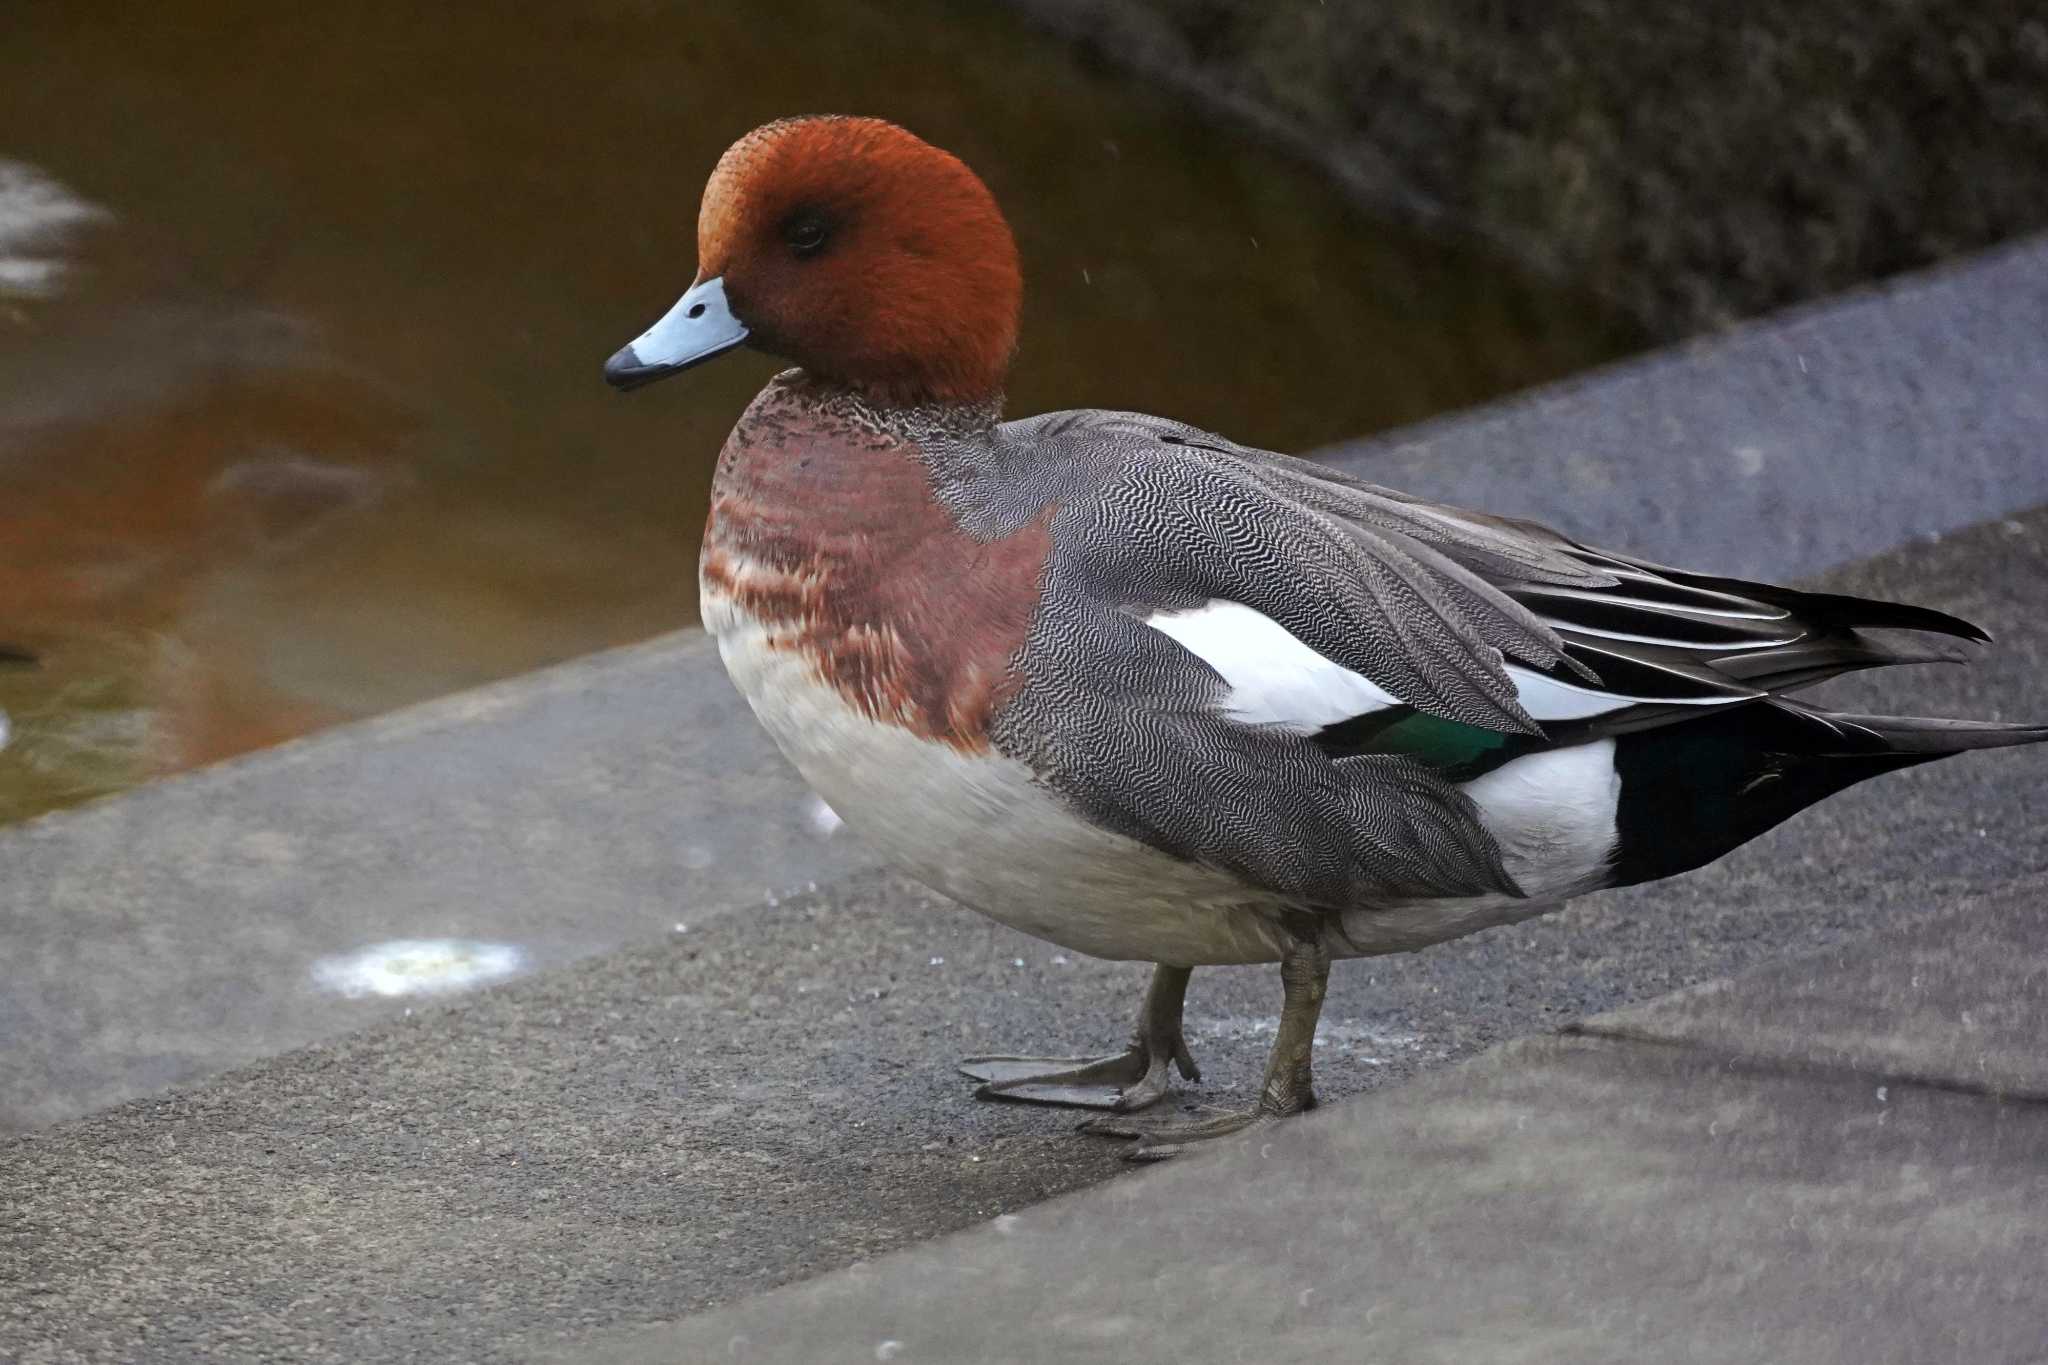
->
xmin=605 ymin=115 xmax=2047 ymax=1158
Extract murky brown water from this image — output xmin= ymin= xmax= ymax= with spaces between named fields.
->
xmin=0 ymin=0 xmax=1636 ymax=825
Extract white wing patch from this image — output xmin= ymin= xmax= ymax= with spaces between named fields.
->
xmin=1142 ymin=599 xmax=1400 ymax=731
xmin=1145 ymin=599 xmax=1752 ymax=730
xmin=1459 ymin=738 xmax=1619 ymax=899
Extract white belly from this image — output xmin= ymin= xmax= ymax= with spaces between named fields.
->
xmin=702 ymin=579 xmax=1293 ymax=965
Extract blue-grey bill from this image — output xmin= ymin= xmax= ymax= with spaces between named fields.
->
xmin=604 ymin=275 xmax=749 ymax=390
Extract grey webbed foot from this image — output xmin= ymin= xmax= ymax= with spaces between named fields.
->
xmin=960 ymin=1046 xmax=1180 ymax=1111
xmin=960 ymin=963 xmax=1197 ymax=1113
xmin=1083 ymin=936 xmax=1330 ymax=1161
xmin=1079 ymin=1104 xmax=1283 ymax=1161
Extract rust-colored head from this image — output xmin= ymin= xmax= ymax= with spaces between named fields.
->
xmin=691 ymin=117 xmax=1021 ymax=406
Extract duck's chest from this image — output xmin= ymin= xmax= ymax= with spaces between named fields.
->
xmin=698 ymin=398 xmax=1050 ymax=752
xmin=695 ymin=398 xmax=1286 ymax=963
xmin=697 ymin=392 xmax=1055 ymax=866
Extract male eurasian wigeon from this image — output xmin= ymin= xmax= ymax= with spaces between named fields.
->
xmin=606 ymin=116 xmax=2045 ymax=1157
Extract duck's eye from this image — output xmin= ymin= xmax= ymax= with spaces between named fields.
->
xmin=784 ymin=215 xmax=831 ymax=259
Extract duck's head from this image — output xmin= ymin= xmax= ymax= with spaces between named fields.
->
xmin=605 ymin=116 xmax=1021 ymax=409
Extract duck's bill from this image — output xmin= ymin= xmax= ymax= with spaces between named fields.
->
xmin=604 ymin=276 xmax=749 ymax=391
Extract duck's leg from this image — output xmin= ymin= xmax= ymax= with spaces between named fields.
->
xmin=1082 ymin=935 xmax=1329 ymax=1161
xmin=960 ymin=963 xmax=1199 ymax=1112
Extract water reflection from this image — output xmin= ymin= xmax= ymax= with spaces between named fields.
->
xmin=0 ymin=0 xmax=1636 ymax=824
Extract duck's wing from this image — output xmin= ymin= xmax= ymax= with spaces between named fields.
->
xmin=989 ymin=411 xmax=1987 ymax=911
xmin=1275 ymin=451 xmax=1985 ymax=739
xmin=1008 ymin=412 xmax=1624 ymax=739
xmin=1035 ymin=412 xmax=1985 ymax=735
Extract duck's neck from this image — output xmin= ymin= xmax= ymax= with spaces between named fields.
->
xmin=707 ymin=371 xmax=997 ymax=567
xmin=771 ymin=368 xmax=1003 ymax=444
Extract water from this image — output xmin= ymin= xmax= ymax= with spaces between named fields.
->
xmin=0 ymin=0 xmax=1636 ymax=825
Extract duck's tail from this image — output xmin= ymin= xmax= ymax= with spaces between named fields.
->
xmin=1605 ymin=697 xmax=2048 ymax=889
xmin=0 ymin=645 xmax=34 ymax=666
xmin=1813 ymin=709 xmax=2048 ymax=755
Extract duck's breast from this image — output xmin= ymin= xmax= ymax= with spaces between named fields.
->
xmin=699 ymin=388 xmax=1047 ymax=753
xmin=695 ymin=388 xmax=1288 ymax=964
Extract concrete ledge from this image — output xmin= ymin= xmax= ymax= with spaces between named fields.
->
xmin=1577 ymin=889 xmax=2048 ymax=1101
xmin=0 ymin=633 xmax=873 ymax=1131
xmin=3 ymin=238 xmax=2045 ymax=1136
xmin=2 ymin=495 xmax=2043 ymax=1359
xmin=587 ymin=1020 xmax=2048 ymax=1365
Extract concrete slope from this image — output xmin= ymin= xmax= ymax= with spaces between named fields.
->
xmin=3 ymin=501 xmax=2044 ymax=1363
xmin=580 ymin=877 xmax=2048 ymax=1365
xmin=0 ymin=635 xmax=867 ymax=1131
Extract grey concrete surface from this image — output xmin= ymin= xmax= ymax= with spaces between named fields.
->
xmin=587 ymin=1028 xmax=2048 ymax=1365
xmin=3 ymin=503 xmax=2043 ymax=1363
xmin=1579 ymin=888 xmax=2048 ymax=1101
xmin=1326 ymin=234 xmax=2048 ymax=585
xmin=0 ymin=636 xmax=873 ymax=1132
xmin=5 ymin=238 xmax=2047 ymax=1134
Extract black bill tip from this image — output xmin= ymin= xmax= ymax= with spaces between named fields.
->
xmin=604 ymin=344 xmax=677 ymax=393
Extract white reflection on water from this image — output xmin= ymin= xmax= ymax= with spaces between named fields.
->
xmin=0 ymin=159 xmax=109 ymax=298
xmin=311 ymin=938 xmax=526 ymax=999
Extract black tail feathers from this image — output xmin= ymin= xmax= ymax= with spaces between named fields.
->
xmin=1607 ymin=698 xmax=2046 ymax=889
xmin=1806 ymin=707 xmax=2048 ymax=755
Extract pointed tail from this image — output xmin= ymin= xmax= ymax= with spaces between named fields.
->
xmin=1607 ymin=698 xmax=2046 ymax=889
xmin=1813 ymin=709 xmax=2048 ymax=755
